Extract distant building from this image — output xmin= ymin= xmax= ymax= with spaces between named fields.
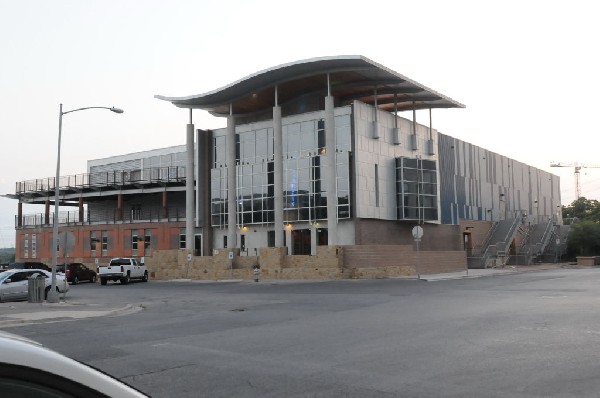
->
xmin=8 ymin=56 xmax=563 ymax=275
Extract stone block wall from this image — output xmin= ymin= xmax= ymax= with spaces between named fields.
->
xmin=77 ymin=243 xmax=466 ymax=282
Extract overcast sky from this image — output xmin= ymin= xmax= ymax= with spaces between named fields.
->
xmin=1 ymin=0 xmax=598 ymax=248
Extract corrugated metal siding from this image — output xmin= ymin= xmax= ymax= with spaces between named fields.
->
xmin=438 ymin=134 xmax=457 ymax=224
xmin=438 ymin=132 xmax=560 ymax=224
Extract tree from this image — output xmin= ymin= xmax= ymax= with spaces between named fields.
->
xmin=566 ymin=221 xmax=600 ymax=257
xmin=562 ymin=197 xmax=600 ymax=223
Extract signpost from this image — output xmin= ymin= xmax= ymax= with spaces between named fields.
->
xmin=228 ymin=251 xmax=234 ymax=278
xmin=412 ymin=226 xmax=423 ymax=280
xmin=186 ymin=253 xmax=192 ymax=278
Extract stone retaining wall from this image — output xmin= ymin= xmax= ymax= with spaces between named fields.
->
xmin=74 ymin=244 xmax=466 ymax=281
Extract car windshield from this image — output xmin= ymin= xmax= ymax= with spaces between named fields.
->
xmin=0 ymin=272 xmax=12 ymax=283
xmin=110 ymin=259 xmax=132 ymax=266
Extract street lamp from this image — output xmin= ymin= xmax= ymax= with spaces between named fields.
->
xmin=47 ymin=104 xmax=124 ymax=303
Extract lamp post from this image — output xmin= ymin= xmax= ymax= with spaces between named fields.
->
xmin=47 ymin=104 xmax=123 ymax=303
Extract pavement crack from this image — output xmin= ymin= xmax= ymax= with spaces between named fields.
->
xmin=124 ymin=363 xmax=196 ymax=380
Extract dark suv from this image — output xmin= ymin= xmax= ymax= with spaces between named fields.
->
xmin=56 ymin=263 xmax=97 ymax=284
xmin=7 ymin=262 xmax=52 ymax=272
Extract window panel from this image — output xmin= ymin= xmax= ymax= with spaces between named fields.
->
xmin=210 ymin=115 xmax=352 ymax=225
xmin=396 ymin=156 xmax=439 ymax=221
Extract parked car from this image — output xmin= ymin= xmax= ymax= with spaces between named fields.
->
xmin=98 ymin=258 xmax=148 ymax=285
xmin=7 ymin=262 xmax=52 ymax=272
xmin=0 ymin=330 xmax=148 ymax=397
xmin=0 ymin=269 xmax=68 ymax=302
xmin=57 ymin=263 xmax=97 ymax=284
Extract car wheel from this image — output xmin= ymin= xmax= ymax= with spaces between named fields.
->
xmin=121 ymin=274 xmax=130 ymax=285
xmin=91 ymin=275 xmax=97 ymax=283
xmin=72 ymin=276 xmax=78 ymax=285
xmin=142 ymin=271 xmax=148 ymax=282
xmin=100 ymin=278 xmax=107 ymax=286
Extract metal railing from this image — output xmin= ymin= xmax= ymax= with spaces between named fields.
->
xmin=469 ymin=212 xmax=525 ymax=268
xmin=16 ymin=206 xmax=186 ymax=228
xmin=16 ymin=166 xmax=186 ymax=194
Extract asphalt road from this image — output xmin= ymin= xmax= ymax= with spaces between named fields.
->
xmin=10 ymin=269 xmax=600 ymax=397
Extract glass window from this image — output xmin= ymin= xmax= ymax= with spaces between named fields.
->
xmin=131 ymin=230 xmax=138 ymax=256
xmin=210 ymin=114 xmax=352 ymax=226
xmin=90 ymin=231 xmax=97 ymax=256
xmin=144 ymin=229 xmax=151 ymax=256
xmin=179 ymin=228 xmax=185 ymax=249
xmin=31 ymin=234 xmax=37 ymax=258
xmin=214 ymin=136 xmax=226 ymax=167
xmin=396 ymin=157 xmax=439 ymax=222
xmin=101 ymin=231 xmax=108 ymax=256
xmin=23 ymin=234 xmax=29 ymax=258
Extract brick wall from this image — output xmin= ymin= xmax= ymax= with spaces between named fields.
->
xmin=355 ymin=219 xmax=463 ymax=250
xmin=342 ymin=244 xmax=467 ymax=278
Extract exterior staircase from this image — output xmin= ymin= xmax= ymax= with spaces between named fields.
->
xmin=467 ymin=211 xmax=526 ymax=268
xmin=509 ymin=220 xmax=554 ymax=265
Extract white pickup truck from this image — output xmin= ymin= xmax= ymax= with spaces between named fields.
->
xmin=97 ymin=258 xmax=148 ymax=285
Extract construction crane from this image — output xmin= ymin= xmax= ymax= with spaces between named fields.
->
xmin=550 ymin=162 xmax=600 ymax=199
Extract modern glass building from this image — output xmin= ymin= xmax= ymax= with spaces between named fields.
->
xmin=9 ymin=56 xmax=562 ymax=269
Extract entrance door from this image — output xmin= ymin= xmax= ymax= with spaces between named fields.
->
xmin=463 ymin=232 xmax=472 ymax=256
xmin=194 ymin=234 xmax=203 ymax=256
xmin=292 ymin=229 xmax=311 ymax=255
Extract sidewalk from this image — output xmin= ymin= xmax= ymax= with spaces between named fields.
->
xmin=0 ymin=300 xmax=140 ymax=329
xmin=420 ymin=262 xmax=570 ymax=281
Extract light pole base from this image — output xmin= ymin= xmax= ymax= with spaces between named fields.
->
xmin=46 ymin=289 xmax=60 ymax=303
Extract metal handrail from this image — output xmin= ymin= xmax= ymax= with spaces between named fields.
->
xmin=16 ymin=206 xmax=187 ymax=228
xmin=16 ymin=166 xmax=186 ymax=194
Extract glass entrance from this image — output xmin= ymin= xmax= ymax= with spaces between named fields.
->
xmin=292 ymin=229 xmax=311 ymax=255
xmin=194 ymin=234 xmax=203 ymax=256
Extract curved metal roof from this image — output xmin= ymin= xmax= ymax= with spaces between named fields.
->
xmin=155 ymin=55 xmax=464 ymax=117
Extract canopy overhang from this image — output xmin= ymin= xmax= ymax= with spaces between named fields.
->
xmin=155 ymin=55 xmax=465 ymax=116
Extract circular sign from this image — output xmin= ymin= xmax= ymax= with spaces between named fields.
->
xmin=412 ymin=226 xmax=424 ymax=240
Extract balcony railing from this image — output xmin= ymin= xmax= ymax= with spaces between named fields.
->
xmin=16 ymin=206 xmax=186 ymax=228
xmin=16 ymin=166 xmax=186 ymax=194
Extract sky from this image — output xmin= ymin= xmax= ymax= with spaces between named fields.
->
xmin=1 ymin=0 xmax=599 ymax=248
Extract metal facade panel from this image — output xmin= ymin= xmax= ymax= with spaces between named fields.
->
xmin=437 ymin=132 xmax=561 ymax=224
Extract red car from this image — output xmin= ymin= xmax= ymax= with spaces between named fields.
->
xmin=56 ymin=263 xmax=97 ymax=284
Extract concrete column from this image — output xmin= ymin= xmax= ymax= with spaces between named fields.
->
xmin=285 ymin=228 xmax=292 ymax=255
xmin=186 ymin=119 xmax=195 ymax=252
xmin=273 ymin=104 xmax=284 ymax=247
xmin=44 ymin=199 xmax=50 ymax=225
xmin=325 ymin=95 xmax=338 ymax=245
xmin=162 ymin=191 xmax=168 ymax=219
xmin=196 ymin=129 xmax=212 ymax=256
xmin=226 ymin=113 xmax=237 ymax=248
xmin=311 ymin=225 xmax=317 ymax=255
xmin=117 ymin=193 xmax=123 ymax=221
xmin=78 ymin=197 xmax=83 ymax=223
xmin=18 ymin=201 xmax=23 ymax=227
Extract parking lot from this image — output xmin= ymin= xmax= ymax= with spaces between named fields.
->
xmin=5 ymin=267 xmax=600 ymax=397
